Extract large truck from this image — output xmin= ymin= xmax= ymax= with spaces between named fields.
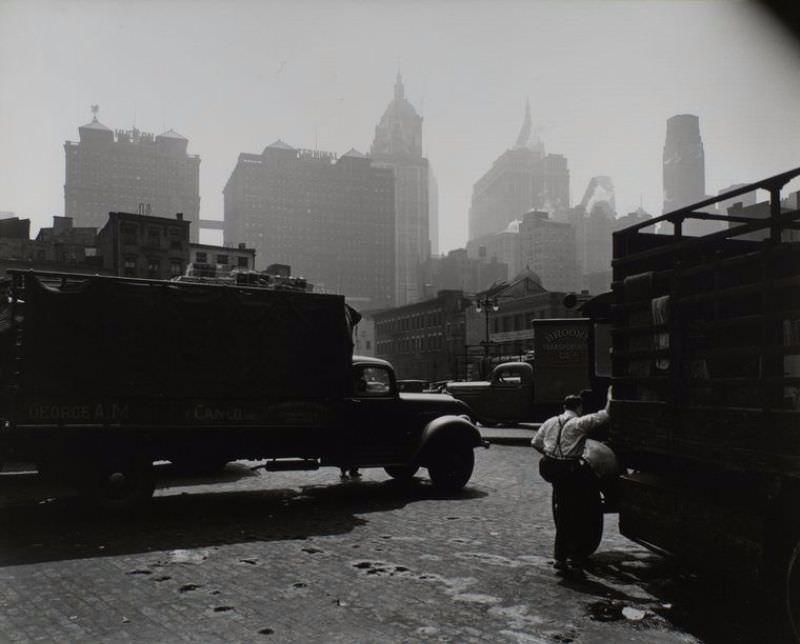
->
xmin=608 ymin=167 xmax=800 ymax=634
xmin=0 ymin=270 xmax=485 ymax=508
xmin=445 ymin=313 xmax=612 ymax=425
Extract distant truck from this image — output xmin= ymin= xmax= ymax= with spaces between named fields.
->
xmin=0 ymin=270 xmax=486 ymax=508
xmin=608 ymin=168 xmax=800 ymax=636
xmin=445 ymin=317 xmax=611 ymax=425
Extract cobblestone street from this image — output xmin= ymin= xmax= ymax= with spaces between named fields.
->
xmin=0 ymin=438 xmax=775 ymax=643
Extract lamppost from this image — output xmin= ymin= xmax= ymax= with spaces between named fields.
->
xmin=475 ymin=296 xmax=499 ymax=378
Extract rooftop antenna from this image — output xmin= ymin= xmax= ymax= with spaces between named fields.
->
xmin=314 ymin=123 xmax=319 ymax=152
xmin=90 ymin=104 xmax=99 ymax=121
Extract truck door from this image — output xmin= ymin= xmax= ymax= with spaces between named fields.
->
xmin=344 ymin=364 xmax=415 ymax=465
xmin=486 ymin=367 xmax=529 ymax=422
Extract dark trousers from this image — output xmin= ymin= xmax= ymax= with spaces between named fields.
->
xmin=551 ymin=463 xmax=603 ymax=563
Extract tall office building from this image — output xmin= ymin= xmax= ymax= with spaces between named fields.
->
xmin=64 ymin=108 xmax=201 ymax=239
xmin=370 ymin=74 xmax=430 ymax=306
xmin=429 ymin=169 xmax=439 ymax=257
xmin=223 ymin=142 xmax=395 ymax=310
xmin=518 ymin=210 xmax=578 ymax=293
xmin=469 ymin=101 xmax=569 ymax=241
xmin=662 ymin=114 xmax=722 ymax=236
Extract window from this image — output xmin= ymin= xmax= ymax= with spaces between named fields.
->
xmin=237 ymin=256 xmax=249 ymax=268
xmin=170 ymin=240 xmax=182 ymax=250
xmin=216 ymin=254 xmax=229 ymax=265
xmin=123 ymin=256 xmax=137 ymax=277
xmin=147 ymin=227 xmax=160 ymax=246
xmin=170 ymin=260 xmax=183 ymax=276
xmin=354 ymin=366 xmax=392 ymax=397
xmin=196 ymin=252 xmax=207 ymax=263
xmin=147 ymin=258 xmax=160 ymax=276
xmin=121 ymin=224 xmax=137 ymax=246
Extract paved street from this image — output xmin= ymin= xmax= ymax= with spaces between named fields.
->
xmin=0 ymin=435 xmax=778 ymax=644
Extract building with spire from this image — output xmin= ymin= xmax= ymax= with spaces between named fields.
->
xmin=370 ymin=73 xmax=430 ymax=306
xmin=64 ymin=107 xmax=201 ymax=239
xmin=223 ymin=141 xmax=395 ymax=310
xmin=468 ymin=101 xmax=569 ymax=241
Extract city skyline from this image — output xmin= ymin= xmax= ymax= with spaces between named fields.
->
xmin=2 ymin=0 xmax=800 ymax=254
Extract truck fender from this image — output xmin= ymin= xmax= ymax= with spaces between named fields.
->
xmin=414 ymin=415 xmax=486 ymax=464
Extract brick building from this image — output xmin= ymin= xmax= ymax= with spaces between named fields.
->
xmin=373 ymin=289 xmax=471 ymax=382
xmin=464 ymin=270 xmax=578 ymax=376
xmin=97 ymin=211 xmax=190 ymax=279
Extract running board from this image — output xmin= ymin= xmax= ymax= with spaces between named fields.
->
xmin=261 ymin=459 xmax=320 ymax=472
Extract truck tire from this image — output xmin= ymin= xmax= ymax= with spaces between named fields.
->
xmin=384 ymin=465 xmax=419 ymax=481
xmin=786 ymin=542 xmax=800 ymax=641
xmin=79 ymin=457 xmax=155 ymax=511
xmin=427 ymin=442 xmax=474 ymax=493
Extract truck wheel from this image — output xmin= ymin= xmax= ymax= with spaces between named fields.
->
xmin=428 ymin=442 xmax=474 ymax=492
xmin=786 ymin=541 xmax=800 ymax=641
xmin=79 ymin=457 xmax=155 ymax=511
xmin=384 ymin=465 xmax=419 ymax=481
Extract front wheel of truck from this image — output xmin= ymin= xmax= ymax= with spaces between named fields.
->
xmin=78 ymin=457 xmax=155 ymax=511
xmin=427 ymin=442 xmax=474 ymax=493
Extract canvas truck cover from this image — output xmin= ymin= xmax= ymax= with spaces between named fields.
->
xmin=8 ymin=272 xmax=358 ymax=401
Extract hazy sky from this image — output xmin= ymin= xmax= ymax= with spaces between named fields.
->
xmin=1 ymin=0 xmax=799 ymax=253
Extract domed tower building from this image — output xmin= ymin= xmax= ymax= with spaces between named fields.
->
xmin=370 ymin=74 xmax=430 ymax=306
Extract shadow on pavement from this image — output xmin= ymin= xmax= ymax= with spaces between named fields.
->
xmin=561 ymin=549 xmax=791 ymax=644
xmin=0 ymin=473 xmax=486 ymax=568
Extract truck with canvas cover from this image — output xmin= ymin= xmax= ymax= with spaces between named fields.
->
xmin=0 ymin=271 xmax=485 ymax=508
xmin=608 ymin=167 xmax=800 ymax=636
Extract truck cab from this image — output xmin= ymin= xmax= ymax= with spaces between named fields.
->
xmin=444 ymin=362 xmax=534 ymax=425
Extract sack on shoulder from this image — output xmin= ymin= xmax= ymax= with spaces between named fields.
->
xmin=539 ymin=455 xmax=580 ymax=483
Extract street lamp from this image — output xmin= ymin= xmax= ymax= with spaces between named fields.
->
xmin=475 ymin=296 xmax=499 ymax=378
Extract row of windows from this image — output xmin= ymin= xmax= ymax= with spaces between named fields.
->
xmin=376 ymin=310 xmax=444 ymax=334
xmin=377 ymin=334 xmax=445 ymax=354
xmin=491 ymin=310 xmax=553 ymax=333
xmin=122 ymin=256 xmax=183 ymax=278
xmin=193 ymin=252 xmax=249 ymax=268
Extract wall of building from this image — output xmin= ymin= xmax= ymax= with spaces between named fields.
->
xmin=65 ymin=121 xmax=201 ymax=240
xmin=223 ymin=145 xmax=396 ymax=309
xmin=518 ymin=211 xmax=579 ymax=293
xmin=97 ymin=211 xmax=190 ymax=279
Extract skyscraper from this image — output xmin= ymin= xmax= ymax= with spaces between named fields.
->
xmin=371 ymin=74 xmax=430 ymax=306
xmin=223 ymin=142 xmax=395 ymax=310
xmin=662 ymin=114 xmax=705 ymax=215
xmin=518 ymin=210 xmax=578 ymax=293
xmin=469 ymin=101 xmax=569 ymax=241
xmin=64 ymin=107 xmax=201 ymax=239
xmin=661 ymin=114 xmax=726 ymax=236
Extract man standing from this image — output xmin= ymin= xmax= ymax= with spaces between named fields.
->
xmin=532 ymin=390 xmax=610 ymax=575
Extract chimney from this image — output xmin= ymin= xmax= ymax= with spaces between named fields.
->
xmin=176 ymin=213 xmax=183 ymax=221
xmin=238 ymin=242 xmax=246 ymax=249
